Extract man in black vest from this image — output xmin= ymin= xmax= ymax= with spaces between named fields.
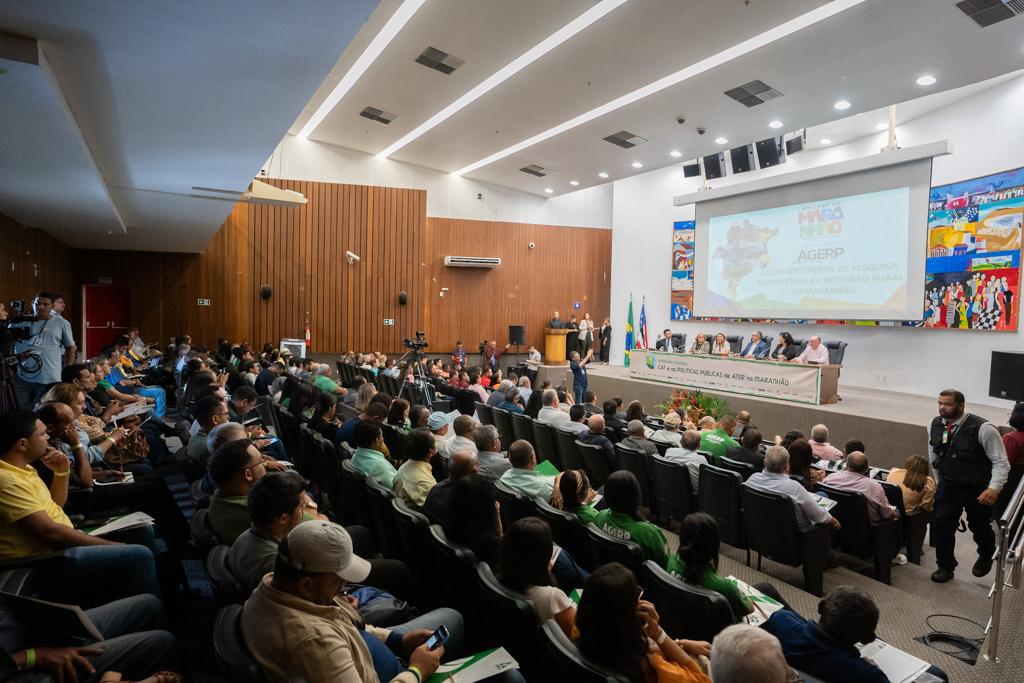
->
xmin=929 ymin=389 xmax=1009 ymax=583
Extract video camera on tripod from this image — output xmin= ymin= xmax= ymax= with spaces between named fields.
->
xmin=403 ymin=331 xmax=428 ymax=351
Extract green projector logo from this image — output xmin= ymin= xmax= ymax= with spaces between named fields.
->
xmin=646 ymin=355 xmax=656 ymax=369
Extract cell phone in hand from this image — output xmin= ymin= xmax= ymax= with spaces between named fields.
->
xmin=424 ymin=625 xmax=449 ymax=651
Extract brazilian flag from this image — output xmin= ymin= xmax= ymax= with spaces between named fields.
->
xmin=624 ymin=296 xmax=635 ymax=367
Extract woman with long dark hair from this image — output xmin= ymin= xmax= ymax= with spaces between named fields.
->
xmin=668 ymin=512 xmax=753 ymax=618
xmin=309 ymin=391 xmax=340 ymax=440
xmin=498 ymin=517 xmax=576 ymax=637
xmin=576 ymin=563 xmax=710 ymax=683
xmin=524 ymin=389 xmax=543 ymax=420
xmin=387 ymin=398 xmax=410 ymax=430
xmin=787 ymin=438 xmax=823 ymax=489
xmin=557 ymin=469 xmax=599 ymax=524
xmin=593 ymin=471 xmax=668 ymax=567
xmin=772 ymin=331 xmax=799 ymax=361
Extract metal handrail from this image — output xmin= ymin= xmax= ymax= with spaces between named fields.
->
xmin=984 ymin=472 xmax=1024 ymax=661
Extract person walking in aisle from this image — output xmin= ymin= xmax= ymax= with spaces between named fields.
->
xmin=929 ymin=389 xmax=1009 ymax=583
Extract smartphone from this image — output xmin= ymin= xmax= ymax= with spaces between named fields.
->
xmin=424 ymin=625 xmax=449 ymax=651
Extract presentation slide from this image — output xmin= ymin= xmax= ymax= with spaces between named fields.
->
xmin=703 ymin=187 xmax=914 ymax=319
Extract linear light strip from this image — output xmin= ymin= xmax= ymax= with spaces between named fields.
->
xmin=454 ymin=0 xmax=867 ymax=176
xmin=297 ymin=0 xmax=428 ymax=140
xmin=377 ymin=0 xmax=627 ymax=159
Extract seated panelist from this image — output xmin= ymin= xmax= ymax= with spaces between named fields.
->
xmin=655 ymin=329 xmax=675 ymax=352
xmin=688 ymin=333 xmax=710 ymax=354
xmin=737 ymin=331 xmax=769 ymax=359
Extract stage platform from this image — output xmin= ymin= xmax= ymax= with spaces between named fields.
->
xmin=544 ymin=363 xmax=1010 ymax=469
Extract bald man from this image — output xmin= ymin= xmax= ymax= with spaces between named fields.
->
xmin=823 ymin=452 xmax=898 ymax=524
xmin=795 ymin=335 xmax=829 ymax=364
xmin=579 ymin=413 xmax=615 ymax=468
xmin=423 ymin=450 xmax=479 ymax=525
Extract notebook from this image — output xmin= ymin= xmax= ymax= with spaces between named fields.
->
xmin=858 ymin=640 xmax=930 ymax=683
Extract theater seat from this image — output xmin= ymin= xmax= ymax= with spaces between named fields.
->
xmin=575 ymin=440 xmax=612 ymax=488
xmin=535 ymin=498 xmax=596 ymax=571
xmin=698 ymin=464 xmax=747 ymax=561
xmin=364 ymin=478 xmax=402 ymax=559
xmin=640 ymin=561 xmax=736 ymax=641
xmin=614 ymin=444 xmax=651 ymax=509
xmin=491 ymin=408 xmax=514 ymax=451
xmin=539 ymin=619 xmax=631 ymax=683
xmin=649 ymin=455 xmax=694 ymax=530
xmin=532 ymin=420 xmax=560 ymax=468
xmin=494 ymin=479 xmax=537 ymax=527
xmin=817 ymin=483 xmax=900 ymax=584
xmin=475 ymin=402 xmax=494 ymax=425
xmin=509 ymin=411 xmax=534 ymax=444
xmin=824 ymin=339 xmax=848 ymax=365
xmin=206 ymin=544 xmax=249 ymax=605
xmin=718 ymin=456 xmax=757 ymax=482
xmin=338 ymin=459 xmax=368 ymax=526
xmin=213 ymin=604 xmax=265 ymax=682
xmin=475 ymin=562 xmax=543 ymax=679
xmin=586 ymin=523 xmax=644 ymax=575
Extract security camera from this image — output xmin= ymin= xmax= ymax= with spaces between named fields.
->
xmin=676 ymin=116 xmax=686 ymax=125
xmin=696 ymin=127 xmax=707 ymax=135
xmin=528 ymin=242 xmax=536 ymax=250
xmin=345 ymin=251 xmax=361 ymax=264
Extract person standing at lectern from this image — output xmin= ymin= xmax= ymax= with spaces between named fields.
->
xmin=569 ymin=350 xmax=593 ymax=405
xmin=929 ymin=389 xmax=1009 ymax=583
xmin=655 ymin=329 xmax=674 ymax=352
xmin=547 ymin=311 xmax=565 ymax=329
xmin=599 ymin=317 xmax=612 ymax=364
xmin=793 ymin=336 xmax=829 ymax=364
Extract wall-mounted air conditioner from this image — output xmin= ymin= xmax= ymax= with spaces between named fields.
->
xmin=443 ymin=256 xmax=501 ymax=268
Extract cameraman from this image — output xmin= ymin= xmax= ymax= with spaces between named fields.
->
xmin=9 ymin=292 xmax=77 ymax=410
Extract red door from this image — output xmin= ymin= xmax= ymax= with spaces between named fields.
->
xmin=82 ymin=285 xmax=132 ymax=357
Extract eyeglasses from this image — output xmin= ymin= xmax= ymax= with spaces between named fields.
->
xmin=245 ymin=455 xmax=269 ymax=471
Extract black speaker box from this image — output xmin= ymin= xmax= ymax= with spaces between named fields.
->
xmin=702 ymin=152 xmax=726 ymax=180
xmin=729 ymin=144 xmax=755 ymax=174
xmin=990 ymin=351 xmax=1024 ymax=401
xmin=756 ymin=136 xmax=786 ymax=168
xmin=508 ymin=325 xmax=526 ymax=346
xmin=682 ymin=162 xmax=701 ymax=178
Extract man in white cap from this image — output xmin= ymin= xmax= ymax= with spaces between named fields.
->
xmin=426 ymin=411 xmax=451 ymax=457
xmin=243 ymin=520 xmax=464 ymax=683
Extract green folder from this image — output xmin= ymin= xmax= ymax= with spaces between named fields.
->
xmin=536 ymin=459 xmax=560 ymax=476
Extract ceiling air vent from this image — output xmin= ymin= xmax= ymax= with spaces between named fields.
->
xmin=443 ymin=256 xmax=501 ymax=269
xmin=956 ymin=0 xmax=1022 ymax=27
xmin=723 ymin=80 xmax=784 ymax=108
xmin=415 ymin=46 xmax=465 ymax=75
xmin=359 ymin=106 xmax=397 ymax=125
xmin=519 ymin=164 xmax=550 ymax=177
xmin=603 ymin=130 xmax=648 ymax=149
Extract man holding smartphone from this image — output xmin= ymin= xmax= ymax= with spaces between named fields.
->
xmin=242 ymin=521 xmax=465 ymax=683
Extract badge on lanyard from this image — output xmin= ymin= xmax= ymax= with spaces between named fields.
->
xmin=942 ymin=430 xmax=948 ymax=445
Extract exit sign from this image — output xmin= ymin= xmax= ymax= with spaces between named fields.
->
xmin=573 ymin=302 xmax=581 ymax=309
xmin=197 ymin=298 xmax=211 ymax=306
xmin=383 ymin=319 xmax=394 ymax=326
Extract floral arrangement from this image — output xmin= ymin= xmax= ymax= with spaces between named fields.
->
xmin=655 ymin=388 xmax=731 ymax=422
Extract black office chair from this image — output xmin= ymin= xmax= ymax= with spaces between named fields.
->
xmin=640 ymin=561 xmax=736 ymax=640
xmin=670 ymin=333 xmax=687 ymax=353
xmin=365 ymin=478 xmax=402 ymax=559
xmin=649 ymin=454 xmax=694 ymax=529
xmin=824 ymin=340 xmax=848 ymax=365
xmin=698 ymin=464 xmax=747 ymax=561
xmin=614 ymin=443 xmax=651 ymax=509
xmin=725 ymin=335 xmax=745 ymax=355
xmin=718 ymin=456 xmax=757 ymax=482
xmin=760 ymin=335 xmax=774 ymax=351
xmin=205 ymin=544 xmax=248 ymax=605
xmin=491 ymin=408 xmax=514 ymax=451
xmin=539 ymin=619 xmax=631 ymax=683
xmin=509 ymin=411 xmax=534 ymax=445
xmin=532 ymin=420 xmax=561 ymax=468
xmin=475 ymin=401 xmax=494 ymax=425
xmin=575 ymin=440 xmax=612 ymax=488
xmin=213 ymin=604 xmax=265 ymax=682
xmin=475 ymin=563 xmax=544 ymax=679
xmin=586 ymin=523 xmax=644 ymax=575
xmin=789 ymin=337 xmax=809 ymax=355
xmin=741 ymin=484 xmax=831 ymax=596
xmin=555 ymin=428 xmax=585 ymax=471
xmin=818 ymin=483 xmax=901 ymax=584
xmin=494 ymin=479 xmax=538 ymax=526
xmin=535 ymin=498 xmax=597 ymax=571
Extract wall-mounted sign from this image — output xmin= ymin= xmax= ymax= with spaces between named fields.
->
xmin=97 ymin=276 xmax=113 ymax=285
xmin=197 ymin=298 xmax=211 ymax=306
xmin=383 ymin=319 xmax=395 ymax=326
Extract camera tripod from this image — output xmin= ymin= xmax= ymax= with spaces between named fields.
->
xmin=396 ymin=347 xmax=435 ymax=408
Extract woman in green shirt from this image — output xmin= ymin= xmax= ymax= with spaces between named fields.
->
xmin=558 ymin=469 xmax=600 ymax=525
xmin=667 ymin=512 xmax=753 ymax=619
xmin=594 ymin=471 xmax=668 ymax=567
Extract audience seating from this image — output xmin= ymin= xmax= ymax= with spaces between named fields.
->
xmin=509 ymin=411 xmax=533 ymax=444
xmin=555 ymin=428 xmax=585 ymax=471
xmin=741 ymin=484 xmax=831 ymax=596
xmin=640 ymin=561 xmax=736 ymax=641
xmin=532 ymin=420 xmax=560 ymax=468
xmin=817 ymin=483 xmax=900 ymax=584
xmin=575 ymin=440 xmax=612 ymax=489
xmin=475 ymin=562 xmax=544 ymax=679
xmin=338 ymin=459 xmax=369 ymax=526
xmin=653 ymin=440 xmax=672 ymax=457
xmin=698 ymin=464 xmax=747 ymax=562
xmin=364 ymin=478 xmax=402 ymax=559
xmin=213 ymin=604 xmax=265 ymax=682
xmin=718 ymin=456 xmax=757 ymax=481
xmin=614 ymin=443 xmax=651 ymax=509
xmin=190 ymin=507 xmax=220 ymax=555
xmin=0 ymin=568 xmax=34 ymax=596
xmin=494 ymin=479 xmax=538 ymax=527
xmin=274 ymin=406 xmax=301 ymax=464
xmin=586 ymin=523 xmax=644 ymax=575
xmin=254 ymin=396 xmax=282 ymax=436
xmin=649 ymin=455 xmax=693 ymax=530
xmin=881 ymin=482 xmax=931 ymax=564
xmin=535 ymin=498 xmax=597 ymax=571
xmin=205 ymin=544 xmax=248 ymax=605
xmin=336 ymin=401 xmax=358 ymax=421
xmin=490 ymin=408 xmax=514 ymax=451
xmin=381 ymin=424 xmax=406 ymax=463
xmin=474 ymin=401 xmax=494 ymax=425
xmin=425 ymin=525 xmax=479 ymax=622
xmin=539 ymin=619 xmax=630 ymax=683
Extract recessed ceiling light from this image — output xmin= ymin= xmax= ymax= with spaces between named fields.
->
xmin=916 ymin=74 xmax=936 ymax=86
xmin=875 ymin=122 xmax=889 ymax=131
xmin=298 ymin=0 xmax=428 ymax=139
xmin=598 ymin=172 xmax=609 ymax=178
xmin=819 ymin=138 xmax=832 ymax=145
xmin=544 ymin=188 xmax=554 ymax=194
xmin=569 ymin=180 xmax=580 ymax=186
xmin=631 ymin=161 xmax=644 ymax=169
xmin=714 ymin=137 xmax=728 ymax=145
xmin=453 ymin=0 xmax=868 ymax=176
xmin=768 ymin=120 xmax=784 ymax=129
xmin=377 ymin=0 xmax=626 ymax=157
xmin=833 ymin=100 xmax=851 ymax=110
xmin=669 ymin=150 xmax=683 ymax=158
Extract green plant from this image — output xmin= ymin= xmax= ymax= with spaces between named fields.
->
xmin=655 ymin=388 xmax=731 ymax=422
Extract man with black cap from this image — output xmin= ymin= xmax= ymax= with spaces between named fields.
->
xmin=243 ymin=521 xmax=465 ymax=683
xmin=929 ymin=389 xmax=1009 ymax=583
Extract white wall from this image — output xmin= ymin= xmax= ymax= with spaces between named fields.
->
xmin=266 ymin=135 xmax=612 ymax=228
xmin=609 ymin=74 xmax=1024 ymax=407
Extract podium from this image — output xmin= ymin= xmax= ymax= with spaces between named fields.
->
xmin=544 ymin=328 xmax=572 ymax=365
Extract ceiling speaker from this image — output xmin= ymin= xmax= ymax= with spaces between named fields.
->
xmin=260 ymin=285 xmax=272 ymax=300
xmin=397 ymin=291 xmax=408 ymax=306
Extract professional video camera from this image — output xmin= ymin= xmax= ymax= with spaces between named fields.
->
xmin=0 ymin=315 xmax=39 ymax=341
xmin=478 ymin=340 xmax=488 ymax=355
xmin=403 ymin=331 xmax=428 ymax=351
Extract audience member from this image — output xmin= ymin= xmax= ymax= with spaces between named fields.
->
xmin=447 ymin=415 xmax=478 ymax=456
xmin=524 ymin=388 xmax=543 ymax=419
xmin=561 ymin=404 xmax=589 ymax=435
xmin=557 ymin=469 xmax=600 ymax=524
xmin=394 ymin=428 xmax=437 ymax=507
xmin=499 ymin=440 xmax=559 ymax=504
xmin=787 ymin=438 xmax=825 ymax=489
xmin=576 ymin=563 xmax=710 ymax=683
xmin=498 ymin=517 xmax=576 ymax=638
xmin=823 ymin=451 xmax=898 ymax=524
xmin=578 ymin=414 xmax=615 ymax=468
xmin=710 ymin=624 xmax=789 ymax=683
xmin=187 ymin=395 xmax=230 ymax=468
xmin=408 ymin=404 xmax=430 ymax=430
xmin=665 ymin=430 xmax=705 ymax=495
xmin=486 ymin=379 xmax=511 ymax=407
xmin=208 ymin=439 xmax=270 ymax=544
xmin=732 ymin=410 xmax=751 ymax=438
xmin=228 ymin=384 xmax=260 ymax=423
xmin=667 ymin=512 xmax=754 ymax=618
xmin=581 ymin=390 xmax=600 ymax=415
xmin=352 ymin=420 xmax=399 ymax=489
xmin=445 ymin=474 xmax=502 ymax=565
xmin=537 ymin=389 xmax=570 ymax=426
xmin=698 ymin=415 xmax=740 ymax=459
xmin=844 ymin=438 xmax=866 ymax=456
xmin=423 ymin=450 xmax=479 ymax=525
xmin=255 ymin=361 xmax=284 ymax=396
xmin=473 ymin=424 xmax=511 ymax=480
xmin=747 ymin=446 xmax=841 ymax=532
xmin=780 ymin=429 xmax=805 ymax=450
xmin=387 ymin=398 xmax=411 ymax=430
xmin=228 ymin=470 xmax=307 ymax=591
xmin=594 ymin=471 xmax=668 ymax=566
xmin=650 ymin=411 xmax=684 ymax=446
xmin=602 ymin=399 xmax=627 ymax=434
xmin=725 ymin=427 xmax=764 ymax=469
xmin=809 ymin=424 xmax=844 ymax=461
xmin=621 ymin=420 xmax=658 ymax=456
xmin=309 ymin=392 xmax=341 ymax=440
xmin=336 ymin=401 xmax=388 ymax=448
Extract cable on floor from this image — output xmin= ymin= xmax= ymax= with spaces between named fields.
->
xmin=921 ymin=613 xmax=985 ymax=665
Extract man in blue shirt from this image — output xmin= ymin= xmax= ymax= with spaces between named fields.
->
xmin=569 ymin=349 xmax=593 ymax=404
xmin=762 ymin=585 xmax=948 ymax=682
xmin=12 ymin=292 xmax=77 ymax=409
xmin=738 ymin=331 xmax=770 ymax=359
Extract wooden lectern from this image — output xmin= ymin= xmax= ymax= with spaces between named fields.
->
xmin=544 ymin=328 xmax=572 ymax=365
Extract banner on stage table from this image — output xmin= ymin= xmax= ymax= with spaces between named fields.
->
xmin=630 ymin=350 xmax=821 ymax=404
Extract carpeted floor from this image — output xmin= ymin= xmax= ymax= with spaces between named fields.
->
xmin=661 ymin=523 xmax=1020 ymax=682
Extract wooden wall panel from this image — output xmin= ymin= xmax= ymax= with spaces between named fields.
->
xmin=423 ymin=218 xmax=612 ymax=353
xmin=0 ymin=212 xmax=72 ymax=313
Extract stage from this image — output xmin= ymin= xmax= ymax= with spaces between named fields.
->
xmin=540 ymin=363 xmax=1010 ymax=469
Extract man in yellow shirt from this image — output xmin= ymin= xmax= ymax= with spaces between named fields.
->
xmin=0 ymin=411 xmax=161 ymax=605
xmin=394 ymin=428 xmax=437 ymax=508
